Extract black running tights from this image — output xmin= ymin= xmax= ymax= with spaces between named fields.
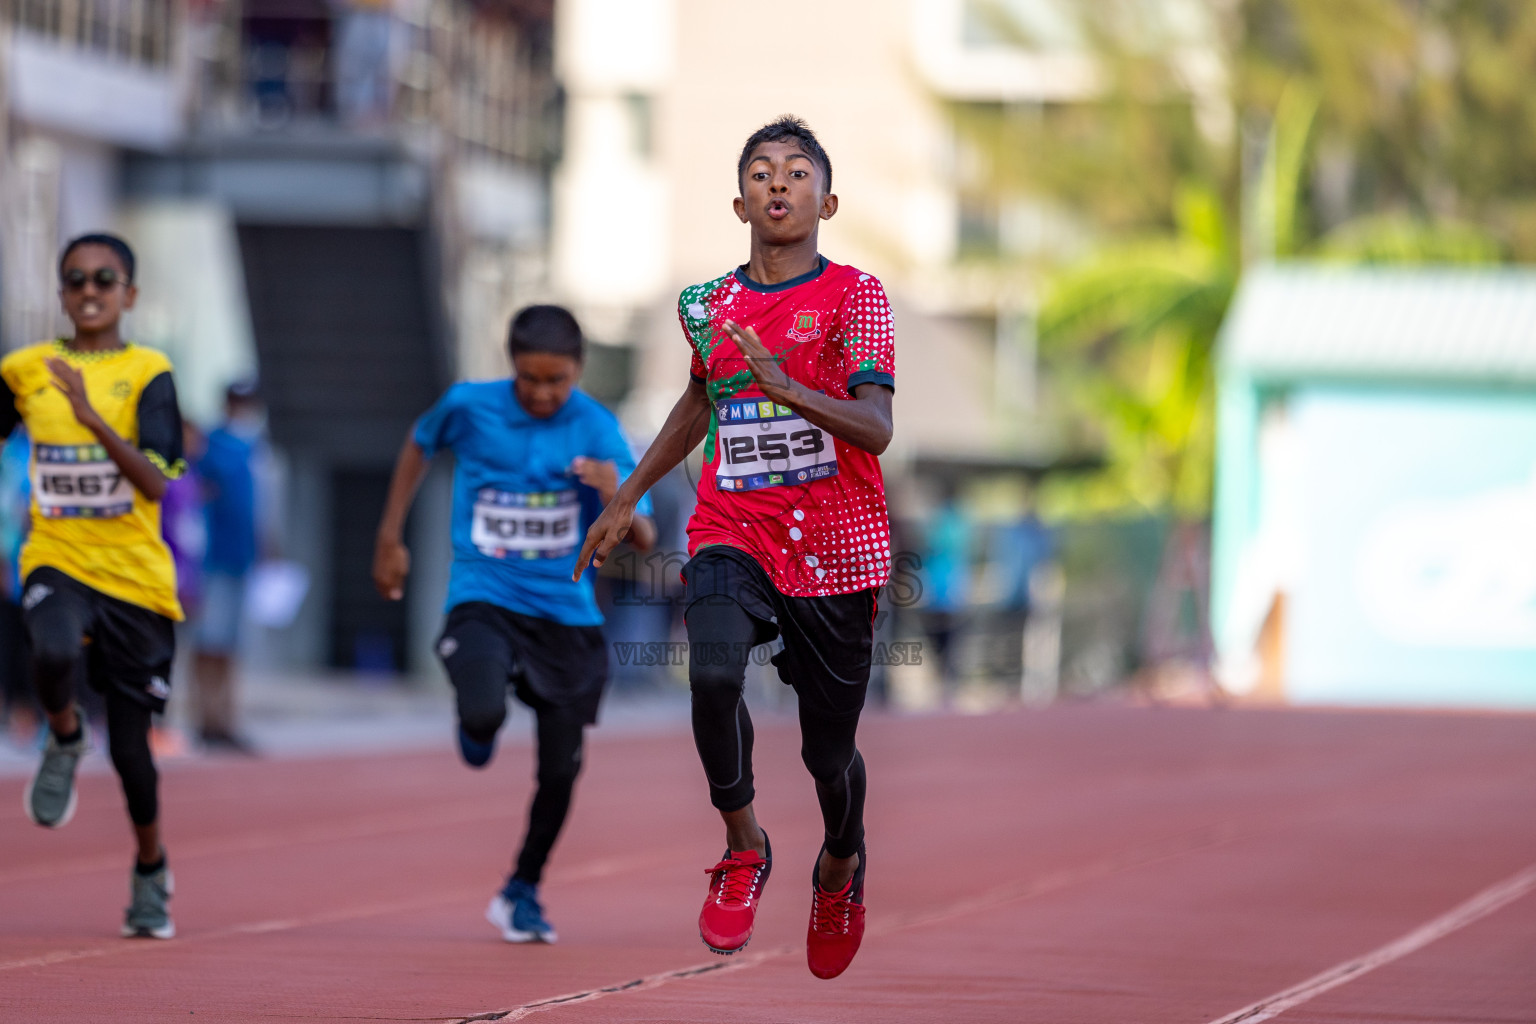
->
xmin=451 ymin=658 xmax=587 ymax=886
xmin=27 ymin=604 xmax=158 ymax=827
xmin=686 ymin=598 xmax=867 ymax=860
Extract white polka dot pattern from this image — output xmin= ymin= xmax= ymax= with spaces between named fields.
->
xmin=675 ymin=260 xmax=895 ymax=597
xmin=839 ymin=274 xmax=896 ymax=388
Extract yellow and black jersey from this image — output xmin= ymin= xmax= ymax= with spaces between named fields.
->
xmin=0 ymin=340 xmax=186 ymax=621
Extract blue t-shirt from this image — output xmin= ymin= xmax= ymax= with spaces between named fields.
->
xmin=413 ymin=381 xmax=651 ymax=626
xmin=198 ymin=425 xmax=259 ymax=576
xmin=1 ymin=430 xmax=30 ymax=595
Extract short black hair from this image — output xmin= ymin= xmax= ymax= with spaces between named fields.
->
xmin=737 ymin=116 xmax=832 ymax=195
xmin=507 ymin=304 xmax=584 ymax=361
xmin=60 ymin=233 xmax=136 ymax=282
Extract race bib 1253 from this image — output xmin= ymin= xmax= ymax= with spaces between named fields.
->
xmin=713 ymin=396 xmax=839 ymax=493
xmin=470 ymin=487 xmax=580 ymax=559
xmin=32 ymin=444 xmax=133 ymax=519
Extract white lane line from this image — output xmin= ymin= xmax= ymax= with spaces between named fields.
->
xmin=0 ymin=849 xmax=681 ymax=974
xmin=458 ymin=946 xmax=799 ymax=1023
xmin=1205 ymin=862 xmax=1536 ymax=1024
xmin=444 ymin=818 xmax=1270 ymax=1023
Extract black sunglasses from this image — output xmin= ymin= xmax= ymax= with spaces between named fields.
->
xmin=62 ymin=267 xmax=129 ymax=291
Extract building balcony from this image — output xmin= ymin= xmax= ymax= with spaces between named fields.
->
xmin=190 ymin=0 xmax=558 ymax=172
xmin=2 ymin=0 xmax=187 ymax=148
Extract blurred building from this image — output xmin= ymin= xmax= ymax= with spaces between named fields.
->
xmin=550 ymin=0 xmax=1185 ymax=467
xmin=1212 ymin=265 xmax=1536 ymax=710
xmin=1 ymin=0 xmax=559 ymax=673
xmin=1 ymin=0 xmax=184 ymax=354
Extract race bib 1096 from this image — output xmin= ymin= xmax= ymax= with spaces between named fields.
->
xmin=714 ymin=396 xmax=839 ymax=493
xmin=470 ymin=487 xmax=580 ymax=559
xmin=32 ymin=444 xmax=133 ymax=519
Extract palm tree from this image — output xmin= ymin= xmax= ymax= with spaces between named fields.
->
xmin=1034 ymin=78 xmax=1498 ymax=520
xmin=1028 ymin=77 xmax=1497 ymax=692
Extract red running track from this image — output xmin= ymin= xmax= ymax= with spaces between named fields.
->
xmin=2 ymin=704 xmax=1534 ymax=1023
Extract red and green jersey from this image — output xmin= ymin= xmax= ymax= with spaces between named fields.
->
xmin=678 ymin=256 xmax=895 ymax=597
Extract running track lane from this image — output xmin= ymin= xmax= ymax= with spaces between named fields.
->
xmin=2 ymin=704 xmax=1533 ymax=1022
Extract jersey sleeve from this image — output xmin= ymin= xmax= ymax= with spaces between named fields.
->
xmin=137 ymin=371 xmax=186 ymax=479
xmin=839 ymin=274 xmax=896 ymax=394
xmin=0 ymin=374 xmax=18 ymax=440
xmin=677 ymin=298 xmax=708 ymax=382
xmin=412 ymin=385 xmax=464 ymax=458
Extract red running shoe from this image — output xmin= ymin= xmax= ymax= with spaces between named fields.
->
xmin=806 ymin=842 xmax=866 ymax=979
xmin=699 ymin=833 xmax=772 ymax=954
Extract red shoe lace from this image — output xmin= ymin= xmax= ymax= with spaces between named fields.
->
xmin=811 ymin=883 xmax=854 ymax=935
xmin=706 ymin=856 xmax=763 ymax=907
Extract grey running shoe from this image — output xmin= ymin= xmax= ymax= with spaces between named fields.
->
xmin=123 ymin=861 xmax=175 ymax=939
xmin=25 ymin=726 xmax=87 ymax=828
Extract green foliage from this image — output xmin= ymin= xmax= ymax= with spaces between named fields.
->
xmin=1036 ymin=185 xmax=1235 ymax=520
xmin=957 ymin=0 xmax=1520 ymax=520
xmin=1254 ymin=81 xmax=1320 ymax=257
xmin=1314 ymin=213 xmax=1502 ymax=264
xmin=1238 ymin=0 xmax=1536 ymax=256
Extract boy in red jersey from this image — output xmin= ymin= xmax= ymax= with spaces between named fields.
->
xmin=577 ymin=116 xmax=895 ymax=979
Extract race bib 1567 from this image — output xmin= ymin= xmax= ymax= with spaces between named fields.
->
xmin=32 ymin=444 xmax=133 ymax=519
xmin=713 ymin=396 xmax=839 ymax=493
xmin=470 ymin=487 xmax=580 ymax=559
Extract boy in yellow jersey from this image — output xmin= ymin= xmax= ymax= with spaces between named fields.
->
xmin=0 ymin=234 xmax=187 ymax=939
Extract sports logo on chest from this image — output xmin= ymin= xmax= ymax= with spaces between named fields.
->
xmin=785 ymin=310 xmax=823 ymax=343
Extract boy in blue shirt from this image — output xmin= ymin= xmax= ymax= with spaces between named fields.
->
xmin=373 ymin=305 xmax=654 ymax=943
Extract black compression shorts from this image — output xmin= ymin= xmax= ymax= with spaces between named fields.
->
xmin=21 ymin=566 xmax=176 ymax=713
xmin=435 ymin=602 xmax=609 ymax=725
xmin=681 ymin=545 xmax=877 ymax=719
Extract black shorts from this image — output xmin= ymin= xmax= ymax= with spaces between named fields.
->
xmin=682 ymin=545 xmax=878 ymax=720
xmin=436 ymin=602 xmax=609 ymax=724
xmin=21 ymin=567 xmax=176 ymax=713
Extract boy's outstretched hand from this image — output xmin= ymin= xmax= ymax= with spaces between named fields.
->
xmin=570 ymin=456 xmax=619 ymax=504
xmin=373 ymin=538 xmax=411 ymax=600
xmin=724 ymin=320 xmax=799 ymax=405
xmin=573 ymin=500 xmax=634 ymax=582
xmin=46 ymin=357 xmax=105 ymax=433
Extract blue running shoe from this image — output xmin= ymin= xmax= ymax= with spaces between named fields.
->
xmin=486 ymin=877 xmax=557 ymax=944
xmin=458 ymin=726 xmax=495 ymax=768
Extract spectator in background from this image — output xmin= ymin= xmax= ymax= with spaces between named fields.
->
xmin=979 ymin=498 xmax=1055 ymax=681
xmin=333 ymin=0 xmax=396 ymax=127
xmin=921 ymin=482 xmax=975 ymax=694
xmin=1 ymin=429 xmax=37 ymax=745
xmin=191 ymin=381 xmax=266 ymax=753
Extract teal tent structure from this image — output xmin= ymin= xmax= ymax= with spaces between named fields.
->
xmin=1212 ymin=265 xmax=1536 ymax=708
